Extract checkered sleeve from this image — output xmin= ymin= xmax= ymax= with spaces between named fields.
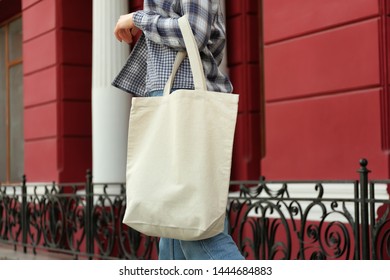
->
xmin=133 ymin=0 xmax=212 ymax=51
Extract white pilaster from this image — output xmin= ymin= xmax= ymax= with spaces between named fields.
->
xmin=220 ymin=0 xmax=229 ymax=76
xmin=92 ymin=0 xmax=131 ymax=182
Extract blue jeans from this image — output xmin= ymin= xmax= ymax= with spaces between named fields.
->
xmin=159 ymin=218 xmax=245 ymax=260
xmin=148 ymin=89 xmax=244 ymax=260
xmin=149 ymin=89 xmax=172 ymax=96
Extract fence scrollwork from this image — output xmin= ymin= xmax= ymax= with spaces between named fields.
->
xmin=0 ymin=159 xmax=389 ymax=260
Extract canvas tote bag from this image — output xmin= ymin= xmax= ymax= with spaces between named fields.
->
xmin=122 ymin=15 xmax=239 ymax=241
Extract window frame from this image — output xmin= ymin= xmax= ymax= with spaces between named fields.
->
xmin=1 ymin=14 xmax=23 ymax=183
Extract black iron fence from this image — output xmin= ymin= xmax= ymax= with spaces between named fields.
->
xmin=0 ymin=159 xmax=389 ymax=260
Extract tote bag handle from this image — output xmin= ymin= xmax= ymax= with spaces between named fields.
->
xmin=163 ymin=15 xmax=207 ymax=96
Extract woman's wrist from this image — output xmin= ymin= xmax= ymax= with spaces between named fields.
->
xmin=132 ymin=10 xmax=144 ymax=30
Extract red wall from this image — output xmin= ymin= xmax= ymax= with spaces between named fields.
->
xmin=0 ymin=0 xmax=21 ymax=23
xmin=130 ymin=0 xmax=143 ymax=11
xmin=262 ymin=0 xmax=390 ymax=180
xmin=226 ymin=0 xmax=263 ymax=181
xmin=23 ymin=0 xmax=92 ymax=182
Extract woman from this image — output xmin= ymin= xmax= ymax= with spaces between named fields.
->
xmin=112 ymin=0 xmax=244 ymax=260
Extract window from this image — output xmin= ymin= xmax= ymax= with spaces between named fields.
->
xmin=0 ymin=16 xmax=23 ymax=183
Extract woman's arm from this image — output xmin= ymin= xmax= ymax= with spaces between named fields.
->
xmin=114 ymin=0 xmax=214 ymax=51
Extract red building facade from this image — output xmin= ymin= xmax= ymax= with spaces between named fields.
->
xmin=0 ymin=0 xmax=389 ymax=184
xmin=1 ymin=0 xmax=93 ymax=183
xmin=262 ymin=0 xmax=390 ymax=180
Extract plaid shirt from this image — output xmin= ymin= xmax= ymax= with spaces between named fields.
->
xmin=112 ymin=0 xmax=232 ymax=96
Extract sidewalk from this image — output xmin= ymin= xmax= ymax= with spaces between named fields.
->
xmin=0 ymin=243 xmax=74 ymax=260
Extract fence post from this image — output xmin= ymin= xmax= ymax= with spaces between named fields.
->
xmin=357 ymin=158 xmax=370 ymax=260
xmin=21 ymin=175 xmax=27 ymax=253
xmin=85 ymin=169 xmax=94 ymax=259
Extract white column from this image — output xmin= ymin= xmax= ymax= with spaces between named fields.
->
xmin=220 ymin=0 xmax=229 ymax=76
xmin=92 ymin=0 xmax=131 ymax=182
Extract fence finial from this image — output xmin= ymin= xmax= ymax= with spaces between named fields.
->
xmin=358 ymin=158 xmax=371 ymax=174
xmin=360 ymin=158 xmax=368 ymax=168
xmin=357 ymin=158 xmax=370 ymax=260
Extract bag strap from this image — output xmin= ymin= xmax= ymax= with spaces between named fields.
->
xmin=163 ymin=15 xmax=207 ymax=96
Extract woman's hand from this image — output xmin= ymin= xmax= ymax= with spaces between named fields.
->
xmin=114 ymin=12 xmax=140 ymax=44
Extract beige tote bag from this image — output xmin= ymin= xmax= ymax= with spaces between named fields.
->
xmin=122 ymin=15 xmax=239 ymax=241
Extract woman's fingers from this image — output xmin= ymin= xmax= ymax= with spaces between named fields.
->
xmin=131 ymin=26 xmax=140 ymax=36
xmin=121 ymin=29 xmax=133 ymax=44
xmin=114 ymin=13 xmax=137 ymax=44
xmin=114 ymin=24 xmax=121 ymax=41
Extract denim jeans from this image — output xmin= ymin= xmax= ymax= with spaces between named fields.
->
xmin=148 ymin=89 xmax=244 ymax=260
xmin=159 ymin=217 xmax=245 ymax=260
xmin=149 ymin=89 xmax=173 ymax=96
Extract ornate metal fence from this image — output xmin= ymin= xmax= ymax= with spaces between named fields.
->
xmin=0 ymin=159 xmax=389 ymax=260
